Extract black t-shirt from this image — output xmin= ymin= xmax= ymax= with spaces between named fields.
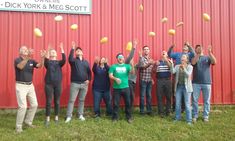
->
xmin=14 ymin=57 xmax=38 ymax=82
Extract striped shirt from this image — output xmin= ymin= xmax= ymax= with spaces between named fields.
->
xmin=139 ymin=56 xmax=153 ymax=82
xmin=156 ymin=60 xmax=171 ymax=78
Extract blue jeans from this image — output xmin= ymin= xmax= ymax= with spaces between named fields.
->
xmin=139 ymin=80 xmax=152 ymax=113
xmin=93 ymin=89 xmax=112 ymax=116
xmin=175 ymin=84 xmax=192 ymax=122
xmin=192 ymin=84 xmax=211 ymax=119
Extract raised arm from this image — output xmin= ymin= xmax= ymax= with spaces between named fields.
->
xmin=125 ymin=40 xmax=137 ymax=64
xmin=104 ymin=59 xmax=110 ymax=71
xmin=36 ymin=50 xmax=46 ymax=68
xmin=167 ymin=44 xmax=177 ymax=59
xmin=188 ymin=45 xmax=195 ymax=58
xmin=188 ymin=45 xmax=196 ymax=57
xmin=59 ymin=43 xmax=66 ymax=66
xmin=92 ymin=56 xmax=100 ymax=73
xmin=208 ymin=45 xmax=217 ymax=65
xmin=191 ymin=54 xmax=200 ymax=65
xmin=69 ymin=41 xmax=76 ymax=63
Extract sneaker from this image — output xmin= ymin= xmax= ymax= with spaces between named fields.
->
xmin=127 ymin=118 xmax=133 ymax=124
xmin=15 ymin=127 xmax=23 ymax=133
xmin=106 ymin=113 xmax=112 ymax=117
xmin=187 ymin=122 xmax=192 ymax=125
xmin=78 ymin=115 xmax=85 ymax=121
xmin=173 ymin=119 xmax=180 ymax=123
xmin=192 ymin=118 xmax=197 ymax=123
xmin=112 ymin=118 xmax=118 ymax=123
xmin=94 ymin=114 xmax=100 ymax=118
xmin=25 ymin=123 xmax=36 ymax=128
xmin=165 ymin=112 xmax=170 ymax=117
xmin=203 ymin=118 xmax=209 ymax=122
xmin=147 ymin=112 xmax=153 ymax=116
xmin=65 ymin=117 xmax=72 ymax=123
xmin=160 ymin=114 xmax=164 ymax=118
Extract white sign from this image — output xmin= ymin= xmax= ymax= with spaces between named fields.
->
xmin=0 ymin=0 xmax=92 ymax=14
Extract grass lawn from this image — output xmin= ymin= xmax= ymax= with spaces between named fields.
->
xmin=0 ymin=106 xmax=234 ymax=141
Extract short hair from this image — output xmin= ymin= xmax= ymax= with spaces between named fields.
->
xmin=142 ymin=45 xmax=149 ymax=50
xmin=116 ymin=53 xmax=123 ymax=58
xmin=184 ymin=43 xmax=189 ymax=47
xmin=181 ymin=54 xmax=189 ymax=61
xmin=49 ymin=48 xmax=56 ymax=52
xmin=19 ymin=46 xmax=27 ymax=54
xmin=75 ymin=47 xmax=82 ymax=51
xmin=195 ymin=44 xmax=202 ymax=49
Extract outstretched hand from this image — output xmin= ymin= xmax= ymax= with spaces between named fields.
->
xmin=185 ymin=41 xmax=190 ymax=46
xmin=133 ymin=39 xmax=138 ymax=48
xmin=208 ymin=45 xmax=212 ymax=53
xmin=168 ymin=58 xmax=173 ymax=64
xmin=40 ymin=50 xmax=47 ymax=58
xmin=71 ymin=41 xmax=76 ymax=49
xmin=94 ymin=56 xmax=100 ymax=64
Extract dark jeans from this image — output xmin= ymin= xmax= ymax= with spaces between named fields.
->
xmin=139 ymin=80 xmax=152 ymax=113
xmin=128 ymin=80 xmax=136 ymax=111
xmin=45 ymin=83 xmax=62 ymax=116
xmin=93 ymin=89 xmax=112 ymax=116
xmin=156 ymin=78 xmax=172 ymax=115
xmin=112 ymin=88 xmax=132 ymax=120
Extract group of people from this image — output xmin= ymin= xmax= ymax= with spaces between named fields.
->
xmin=14 ymin=40 xmax=216 ymax=133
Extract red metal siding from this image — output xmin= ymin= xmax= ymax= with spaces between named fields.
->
xmin=0 ymin=0 xmax=235 ymax=108
xmin=230 ymin=0 xmax=235 ymax=103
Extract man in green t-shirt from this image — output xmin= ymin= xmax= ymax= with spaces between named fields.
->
xmin=109 ymin=53 xmax=133 ymax=123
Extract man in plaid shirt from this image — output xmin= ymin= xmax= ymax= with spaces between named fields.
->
xmin=138 ymin=46 xmax=155 ymax=115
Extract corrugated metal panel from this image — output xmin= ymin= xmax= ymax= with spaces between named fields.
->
xmin=230 ymin=0 xmax=235 ymax=103
xmin=0 ymin=0 xmax=235 ymax=108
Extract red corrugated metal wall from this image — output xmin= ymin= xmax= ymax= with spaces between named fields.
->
xmin=0 ymin=0 xmax=235 ymax=108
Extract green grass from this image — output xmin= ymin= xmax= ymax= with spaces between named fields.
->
xmin=0 ymin=106 xmax=235 ymax=141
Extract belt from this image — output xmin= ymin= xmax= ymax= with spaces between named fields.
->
xmin=157 ymin=77 xmax=171 ymax=80
xmin=16 ymin=81 xmax=32 ymax=85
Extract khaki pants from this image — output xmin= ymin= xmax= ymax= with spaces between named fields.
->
xmin=15 ymin=83 xmax=38 ymax=129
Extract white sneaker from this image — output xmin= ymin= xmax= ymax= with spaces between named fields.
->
xmin=15 ymin=127 xmax=23 ymax=133
xmin=65 ymin=117 xmax=72 ymax=123
xmin=203 ymin=118 xmax=209 ymax=122
xmin=78 ymin=115 xmax=85 ymax=121
xmin=192 ymin=118 xmax=197 ymax=123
